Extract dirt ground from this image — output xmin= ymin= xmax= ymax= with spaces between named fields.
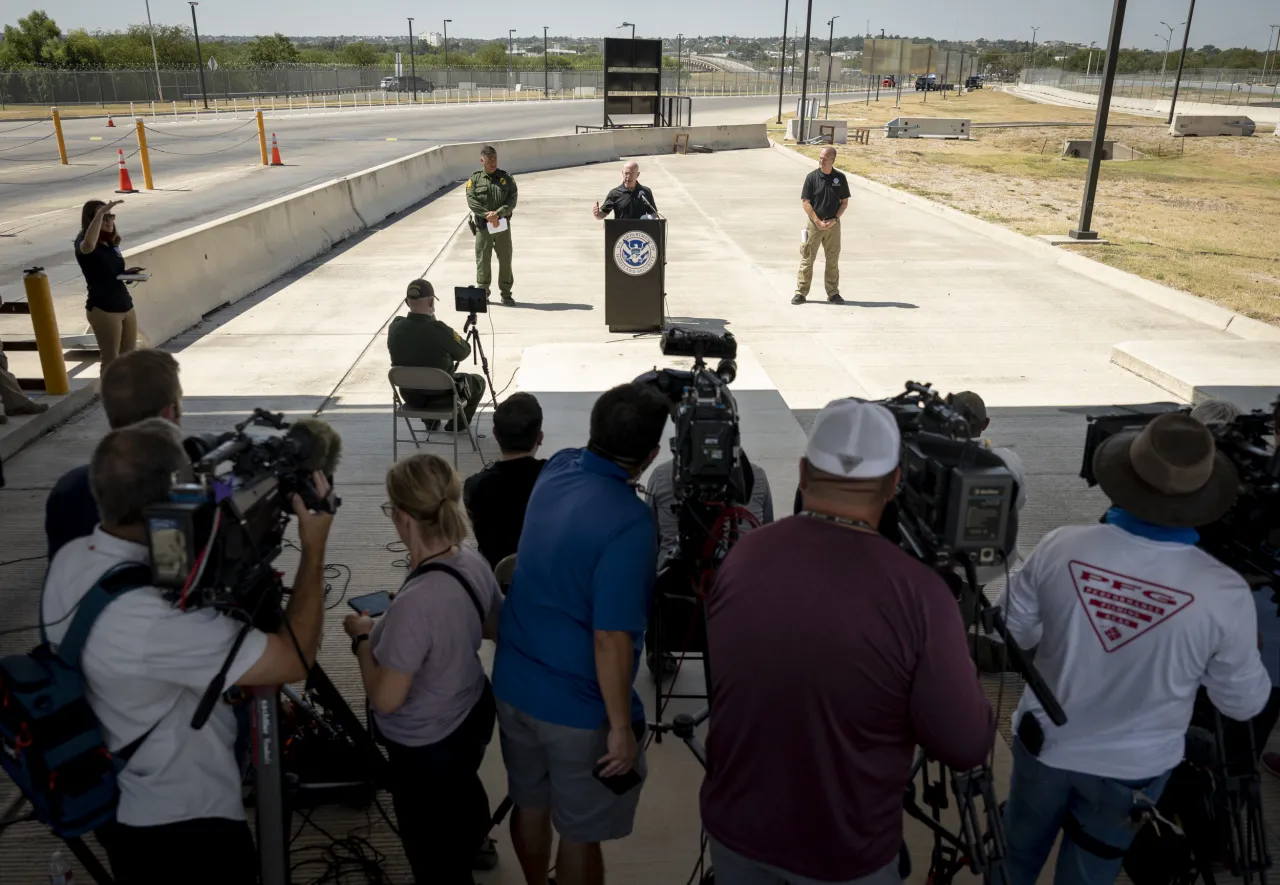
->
xmin=779 ymin=89 xmax=1280 ymax=325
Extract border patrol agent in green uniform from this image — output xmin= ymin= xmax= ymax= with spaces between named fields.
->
xmin=467 ymin=145 xmax=518 ymax=305
xmin=387 ymin=279 xmax=487 ymax=430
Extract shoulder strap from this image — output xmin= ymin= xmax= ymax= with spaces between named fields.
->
xmin=49 ymin=564 xmax=152 ymax=669
xmin=413 ymin=562 xmax=487 ymax=626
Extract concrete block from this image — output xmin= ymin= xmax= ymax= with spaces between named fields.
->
xmin=574 ymin=86 xmax=597 ymax=97
xmin=1169 ymin=114 xmax=1256 ymax=137
xmin=1061 ymin=140 xmax=1142 ymax=161
xmin=1111 ymin=340 xmax=1280 ymax=411
xmin=786 ymin=118 xmax=847 ymax=143
xmin=886 ymin=117 xmax=970 ymax=139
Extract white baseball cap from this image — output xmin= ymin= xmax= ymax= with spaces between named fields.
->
xmin=805 ymin=399 xmax=901 ymax=479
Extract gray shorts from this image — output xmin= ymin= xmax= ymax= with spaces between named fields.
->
xmin=496 ymin=699 xmax=647 ymax=844
xmin=709 ymin=838 xmax=902 ymax=885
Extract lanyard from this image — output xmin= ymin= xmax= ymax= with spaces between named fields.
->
xmin=798 ymin=510 xmax=877 ymax=535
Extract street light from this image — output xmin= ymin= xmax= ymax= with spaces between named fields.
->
xmin=407 ymin=17 xmax=418 ymax=103
xmin=443 ymin=19 xmax=452 ymax=92
xmin=1262 ymin=24 xmax=1280 ymax=81
xmin=776 ymin=0 xmax=789 ymax=124
xmin=1167 ymin=0 xmax=1197 ymax=124
xmin=188 ymin=2 xmax=208 ymax=110
xmin=619 ymin=22 xmax=636 ymax=40
xmin=1029 ymin=25 xmax=1040 ymax=71
xmin=144 ymin=0 xmax=162 ymax=101
xmin=797 ymin=0 xmax=814 ymax=142
xmin=1087 ymin=40 xmax=1098 ymax=77
xmin=677 ymin=33 xmax=683 ymax=96
xmin=543 ymin=26 xmax=550 ymax=98
xmin=823 ymin=15 xmax=839 ymax=119
xmin=509 ymin=29 xmax=516 ymax=90
xmin=1157 ymin=20 xmax=1185 ymax=90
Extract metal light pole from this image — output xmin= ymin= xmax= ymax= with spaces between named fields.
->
xmin=797 ymin=0 xmax=814 ymax=142
xmin=144 ymin=0 xmax=163 ymax=101
xmin=1166 ymin=0 xmax=1196 ymax=124
xmin=407 ymin=18 xmax=418 ymax=103
xmin=543 ymin=26 xmax=550 ymax=97
xmin=1157 ymin=20 xmax=1181 ymax=90
xmin=619 ymin=22 xmax=636 ymax=40
xmin=1086 ymin=40 xmax=1097 ymax=77
xmin=776 ymin=0 xmax=790 ymax=123
xmin=1029 ymin=25 xmax=1040 ymax=73
xmin=822 ymin=16 xmax=839 ymax=118
xmin=1070 ymin=0 xmax=1128 ymax=240
xmin=1263 ymin=25 xmax=1280 ymax=81
xmin=508 ymin=29 xmax=516 ymax=90
xmin=677 ymin=33 xmax=683 ymax=95
xmin=188 ymin=2 xmax=208 ymax=109
xmin=443 ymin=19 xmax=451 ymax=92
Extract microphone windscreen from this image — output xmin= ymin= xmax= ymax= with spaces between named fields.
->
xmin=289 ymin=418 xmax=343 ymax=475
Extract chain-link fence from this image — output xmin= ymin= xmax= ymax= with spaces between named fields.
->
xmin=0 ymin=65 xmax=877 ymax=107
xmin=1021 ymin=66 xmax=1280 ymax=109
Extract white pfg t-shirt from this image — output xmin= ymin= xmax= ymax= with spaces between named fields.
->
xmin=999 ymin=523 xmax=1271 ymax=780
xmin=42 ymin=529 xmax=268 ymax=826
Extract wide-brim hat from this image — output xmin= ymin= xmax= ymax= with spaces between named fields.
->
xmin=1093 ymin=412 xmax=1239 ymax=528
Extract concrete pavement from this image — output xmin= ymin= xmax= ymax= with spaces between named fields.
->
xmin=0 ymin=143 xmax=1269 ymax=882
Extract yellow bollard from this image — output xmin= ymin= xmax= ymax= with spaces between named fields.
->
xmin=22 ymin=267 xmax=70 ymax=396
xmin=134 ymin=120 xmax=154 ymax=190
xmin=51 ymin=106 xmax=68 ymax=165
xmin=256 ymin=110 xmax=268 ymax=166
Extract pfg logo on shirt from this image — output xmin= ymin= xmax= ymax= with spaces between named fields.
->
xmin=613 ymin=231 xmax=657 ymax=276
xmin=1069 ymin=561 xmax=1195 ymax=653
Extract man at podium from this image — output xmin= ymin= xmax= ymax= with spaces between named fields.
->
xmin=592 ymin=160 xmax=658 ymax=220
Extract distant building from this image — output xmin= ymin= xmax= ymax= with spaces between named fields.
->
xmin=425 ymin=31 xmax=443 ymax=47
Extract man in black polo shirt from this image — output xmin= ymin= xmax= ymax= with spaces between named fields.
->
xmin=464 ymin=393 xmax=546 ymax=567
xmin=793 ymin=146 xmax=852 ymax=305
xmin=592 ymin=161 xmax=658 ymax=221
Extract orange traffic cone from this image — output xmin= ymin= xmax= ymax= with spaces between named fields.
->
xmin=114 ymin=149 xmax=138 ymax=194
xmin=106 ymin=114 xmax=115 ymax=128
xmin=269 ymin=133 xmax=284 ymax=166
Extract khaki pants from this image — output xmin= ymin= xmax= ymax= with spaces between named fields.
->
xmin=796 ymin=217 xmax=842 ymax=297
xmin=0 ymin=349 xmax=34 ymax=412
xmin=87 ymin=307 xmax=138 ymax=367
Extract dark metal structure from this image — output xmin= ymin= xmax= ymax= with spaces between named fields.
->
xmin=602 ymin=37 xmax=664 ymax=128
xmin=1069 ymin=0 xmax=1128 ymax=240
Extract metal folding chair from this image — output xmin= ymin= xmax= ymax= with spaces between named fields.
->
xmin=389 ymin=366 xmax=479 ymax=467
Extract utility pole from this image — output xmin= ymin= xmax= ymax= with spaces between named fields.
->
xmin=1071 ymin=0 xmax=1128 ymax=240
xmin=543 ymin=26 xmax=550 ymax=97
xmin=145 ymin=0 xmax=163 ymax=101
xmin=189 ymin=2 xmax=208 ymax=110
xmin=823 ymin=15 xmax=839 ymax=118
xmin=443 ymin=19 xmax=451 ymax=93
xmin=776 ymin=0 xmax=789 ymax=124
xmin=1166 ymin=0 xmax=1197 ymax=124
xmin=407 ymin=17 xmax=418 ymax=103
xmin=797 ymin=0 xmax=814 ymax=141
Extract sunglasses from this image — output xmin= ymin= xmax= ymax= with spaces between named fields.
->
xmin=103 ymin=213 xmax=116 ymax=221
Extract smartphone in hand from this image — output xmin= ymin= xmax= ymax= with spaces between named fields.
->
xmin=348 ymin=591 xmax=393 ymax=617
xmin=592 ymin=762 xmax=643 ymax=796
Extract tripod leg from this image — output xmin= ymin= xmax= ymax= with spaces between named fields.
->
xmin=66 ymin=835 xmax=114 ymax=885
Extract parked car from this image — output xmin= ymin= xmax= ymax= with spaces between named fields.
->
xmin=915 ymin=74 xmax=941 ymax=91
xmin=881 ymin=75 xmax=896 ymax=87
xmin=380 ymin=76 xmax=433 ymax=93
xmin=965 ymin=75 xmax=984 ymax=89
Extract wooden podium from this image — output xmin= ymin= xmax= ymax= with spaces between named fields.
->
xmin=604 ymin=218 xmax=665 ymax=333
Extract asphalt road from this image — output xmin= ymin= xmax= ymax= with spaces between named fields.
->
xmin=0 ymin=94 xmax=829 ymax=311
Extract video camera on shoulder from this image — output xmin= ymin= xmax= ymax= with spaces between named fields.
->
xmin=145 ymin=409 xmax=342 ymax=616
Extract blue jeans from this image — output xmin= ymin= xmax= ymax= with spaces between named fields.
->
xmin=1003 ymin=738 xmax=1172 ymax=885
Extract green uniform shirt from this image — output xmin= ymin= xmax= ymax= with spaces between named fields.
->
xmin=466 ymin=168 xmax=519 ymax=224
xmin=387 ymin=313 xmax=470 ymax=372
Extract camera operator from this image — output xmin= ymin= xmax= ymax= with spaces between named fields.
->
xmin=1189 ymin=399 xmax=1241 ymax=427
xmin=999 ymin=413 xmax=1271 ymax=884
xmin=646 ymin=447 xmax=774 ymax=568
xmin=45 ymin=348 xmax=183 ymax=561
xmin=492 ymin=382 xmax=669 ymax=885
xmin=41 ymin=418 xmax=334 ymax=885
xmin=343 ymin=454 xmax=503 ymax=885
xmin=388 ymin=279 xmax=486 ymax=432
xmin=701 ymin=399 xmax=994 ymax=885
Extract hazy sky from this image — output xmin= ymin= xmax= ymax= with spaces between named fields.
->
xmin=14 ymin=0 xmax=1279 ymax=53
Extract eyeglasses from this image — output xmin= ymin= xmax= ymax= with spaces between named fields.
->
xmin=381 ymin=502 xmax=396 ymax=519
xmin=103 ymin=214 xmax=116 ymax=221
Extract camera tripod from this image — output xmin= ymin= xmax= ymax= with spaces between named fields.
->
xmin=462 ymin=311 xmax=500 ymax=415
xmin=903 ymin=752 xmax=1009 ymax=885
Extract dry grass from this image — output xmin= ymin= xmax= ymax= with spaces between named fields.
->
xmin=787 ymin=89 xmax=1280 ymax=324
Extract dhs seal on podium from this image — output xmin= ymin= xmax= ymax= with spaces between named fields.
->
xmin=613 ymin=231 xmax=658 ymax=276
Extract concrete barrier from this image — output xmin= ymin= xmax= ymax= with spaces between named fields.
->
xmin=785 ymin=118 xmax=848 ymax=143
xmin=1061 ymin=140 xmax=1142 ymax=160
xmin=1170 ymin=115 xmax=1256 ymax=137
xmin=124 ymin=124 xmax=767 ymax=346
xmin=886 ymin=117 xmax=970 ymax=139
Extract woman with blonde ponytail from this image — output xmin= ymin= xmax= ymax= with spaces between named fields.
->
xmin=342 ymin=453 xmax=503 ymax=884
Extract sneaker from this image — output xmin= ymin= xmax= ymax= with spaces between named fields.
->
xmin=501 ymin=294 xmax=515 ymax=305
xmin=1262 ymin=752 xmax=1280 ymax=778
xmin=791 ymin=294 xmax=807 ymax=305
xmin=827 ymin=293 xmax=844 ymax=304
xmin=7 ymin=400 xmax=48 ymax=416
xmin=472 ymin=837 xmax=499 ymax=871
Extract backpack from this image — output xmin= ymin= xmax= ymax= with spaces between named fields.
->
xmin=0 ymin=563 xmax=155 ymax=837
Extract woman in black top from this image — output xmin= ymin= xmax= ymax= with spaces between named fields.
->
xmin=76 ymin=199 xmax=142 ymax=366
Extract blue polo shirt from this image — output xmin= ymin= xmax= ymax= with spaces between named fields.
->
xmin=493 ymin=448 xmax=656 ymax=729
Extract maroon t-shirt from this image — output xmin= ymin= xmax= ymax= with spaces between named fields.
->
xmin=699 ymin=516 xmax=994 ymax=881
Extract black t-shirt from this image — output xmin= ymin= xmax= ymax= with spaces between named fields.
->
xmin=74 ymin=234 xmax=132 ymax=313
xmin=46 ymin=464 xmax=100 ymax=560
xmin=463 ymin=456 xmax=547 ymax=567
xmin=601 ymin=184 xmax=657 ymax=220
xmin=800 ymin=168 xmax=852 ymax=221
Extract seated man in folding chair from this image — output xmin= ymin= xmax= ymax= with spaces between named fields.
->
xmin=388 ymin=279 xmax=487 ymax=433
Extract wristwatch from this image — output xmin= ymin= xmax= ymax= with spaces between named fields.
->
xmin=351 ymin=633 xmax=370 ymax=655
